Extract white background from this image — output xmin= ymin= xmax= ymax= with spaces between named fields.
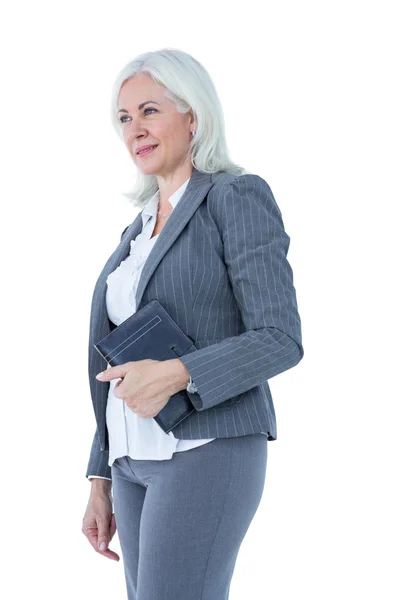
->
xmin=1 ymin=1 xmax=399 ymax=598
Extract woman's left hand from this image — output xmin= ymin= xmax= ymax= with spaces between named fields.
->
xmin=95 ymin=358 xmax=189 ymax=418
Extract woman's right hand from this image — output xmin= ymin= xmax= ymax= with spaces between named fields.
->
xmin=82 ymin=484 xmax=120 ymax=561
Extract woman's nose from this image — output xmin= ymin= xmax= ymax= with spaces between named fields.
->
xmin=125 ymin=118 xmax=146 ymax=143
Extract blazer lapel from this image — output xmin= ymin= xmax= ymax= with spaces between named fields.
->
xmin=92 ymin=167 xmax=213 ymax=329
xmin=88 ymin=210 xmax=142 ymax=346
xmin=135 ymin=168 xmax=213 ymax=310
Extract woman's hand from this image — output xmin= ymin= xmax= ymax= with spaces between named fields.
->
xmin=82 ymin=485 xmax=120 ymax=561
xmin=96 ymin=358 xmax=190 ymax=418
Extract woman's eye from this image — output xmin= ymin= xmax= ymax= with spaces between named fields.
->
xmin=119 ymin=107 xmax=157 ymax=124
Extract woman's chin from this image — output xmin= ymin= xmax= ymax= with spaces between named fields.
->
xmin=136 ymin=161 xmax=164 ymax=176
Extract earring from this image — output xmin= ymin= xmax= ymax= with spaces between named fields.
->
xmin=191 ymin=131 xmax=196 ymax=138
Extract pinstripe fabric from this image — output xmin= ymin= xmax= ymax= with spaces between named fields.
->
xmin=86 ymin=168 xmax=304 ymax=479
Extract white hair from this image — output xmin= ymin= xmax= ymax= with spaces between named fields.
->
xmin=110 ymin=47 xmax=249 ymax=208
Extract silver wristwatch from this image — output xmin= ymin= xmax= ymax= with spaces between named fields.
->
xmin=186 ymin=375 xmax=198 ymax=394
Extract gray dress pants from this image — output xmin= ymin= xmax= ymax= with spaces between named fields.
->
xmin=111 ymin=433 xmax=268 ymax=600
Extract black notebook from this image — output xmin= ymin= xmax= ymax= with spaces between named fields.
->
xmin=94 ymin=300 xmax=197 ymax=433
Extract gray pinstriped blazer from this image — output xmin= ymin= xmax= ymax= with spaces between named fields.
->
xmin=86 ymin=167 xmax=304 ymax=479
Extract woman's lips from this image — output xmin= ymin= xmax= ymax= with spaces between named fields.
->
xmin=137 ymin=145 xmax=158 ymax=158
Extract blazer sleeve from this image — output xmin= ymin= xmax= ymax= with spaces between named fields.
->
xmin=85 ymin=427 xmax=112 ymax=480
xmin=179 ymin=173 xmax=304 ymax=411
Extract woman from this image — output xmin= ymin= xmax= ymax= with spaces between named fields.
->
xmin=82 ymin=48 xmax=304 ymax=599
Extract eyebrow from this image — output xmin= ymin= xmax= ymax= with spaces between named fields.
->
xmin=117 ymin=100 xmax=160 ymax=114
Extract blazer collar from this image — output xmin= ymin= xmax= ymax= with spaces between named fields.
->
xmin=141 ymin=176 xmax=190 ymax=230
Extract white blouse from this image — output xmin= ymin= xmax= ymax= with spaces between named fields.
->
xmin=94 ymin=178 xmax=215 ymax=475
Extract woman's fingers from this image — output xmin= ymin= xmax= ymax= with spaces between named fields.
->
xmin=97 ymin=516 xmax=112 ymax=550
xmin=82 ymin=497 xmax=121 ymax=562
xmin=84 ymin=527 xmax=119 ymax=561
xmin=83 ymin=524 xmax=120 ymax=561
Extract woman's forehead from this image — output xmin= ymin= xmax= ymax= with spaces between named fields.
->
xmin=119 ymin=74 xmax=164 ymax=101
